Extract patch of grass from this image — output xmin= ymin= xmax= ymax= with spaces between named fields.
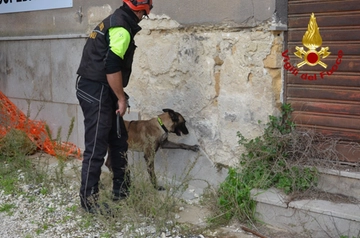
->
xmin=0 ymin=203 xmax=16 ymax=215
xmin=90 ymin=155 xmax=199 ymax=237
xmin=0 ymin=175 xmax=18 ymax=195
xmin=0 ymin=110 xmax=77 ymax=197
xmin=80 ymin=216 xmax=93 ymax=229
xmin=100 ymin=233 xmax=112 ymax=238
xmin=27 ymin=195 xmax=36 ymax=203
xmin=40 ymin=187 xmax=49 ymax=195
xmin=0 ymin=153 xmax=53 ymax=196
xmin=46 ymin=206 xmax=55 ymax=213
xmin=0 ymin=129 xmax=37 ymax=157
xmin=66 ymin=205 xmax=78 ymax=212
xmin=61 ymin=215 xmax=72 ymax=223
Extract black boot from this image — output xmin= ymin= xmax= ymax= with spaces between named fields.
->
xmin=112 ymin=187 xmax=128 ymax=201
xmin=80 ymin=193 xmax=112 ymax=215
xmin=112 ymin=171 xmax=130 ymax=201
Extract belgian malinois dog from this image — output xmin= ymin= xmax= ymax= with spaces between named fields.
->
xmin=105 ymin=109 xmax=199 ymax=189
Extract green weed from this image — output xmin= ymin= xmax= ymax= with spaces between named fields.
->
xmin=209 ymin=103 xmax=318 ymax=224
xmin=66 ymin=205 xmax=78 ymax=212
xmin=0 ymin=129 xmax=37 ymax=157
xmin=0 ymin=175 xmax=18 ymax=195
xmin=0 ymin=203 xmax=16 ymax=215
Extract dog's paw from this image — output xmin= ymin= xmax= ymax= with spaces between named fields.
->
xmin=191 ymin=145 xmax=200 ymax=152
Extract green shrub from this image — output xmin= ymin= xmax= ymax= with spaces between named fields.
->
xmin=0 ymin=129 xmax=37 ymax=157
xmin=212 ymin=103 xmax=318 ymax=224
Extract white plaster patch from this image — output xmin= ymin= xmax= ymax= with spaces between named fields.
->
xmin=87 ymin=4 xmax=112 ymax=25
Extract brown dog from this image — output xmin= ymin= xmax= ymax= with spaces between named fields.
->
xmin=105 ymin=108 xmax=199 ymax=189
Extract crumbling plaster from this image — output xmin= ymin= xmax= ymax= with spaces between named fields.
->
xmin=126 ymin=17 xmax=283 ymax=165
xmin=0 ymin=2 xmax=284 ymax=167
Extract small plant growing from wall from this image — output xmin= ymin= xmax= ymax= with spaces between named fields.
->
xmin=207 ymin=103 xmax=319 ymax=224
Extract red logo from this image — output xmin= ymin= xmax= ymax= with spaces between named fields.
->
xmin=281 ymin=13 xmax=343 ymax=80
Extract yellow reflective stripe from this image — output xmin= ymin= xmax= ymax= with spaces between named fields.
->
xmin=109 ymin=27 xmax=131 ymax=59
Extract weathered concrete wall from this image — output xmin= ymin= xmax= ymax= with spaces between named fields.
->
xmin=0 ymin=1 xmax=284 ymax=174
xmin=0 ymin=0 xmax=278 ymax=36
xmin=0 ymin=38 xmax=85 ymax=146
xmin=153 ymin=0 xmax=276 ymax=27
xmin=130 ymin=19 xmax=283 ymax=165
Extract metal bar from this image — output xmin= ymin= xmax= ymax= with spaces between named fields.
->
xmin=0 ymin=34 xmax=88 ymax=41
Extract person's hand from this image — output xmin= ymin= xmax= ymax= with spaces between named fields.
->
xmin=116 ymin=97 xmax=127 ymax=117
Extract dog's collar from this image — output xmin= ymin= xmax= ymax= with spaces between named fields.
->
xmin=157 ymin=117 xmax=168 ymax=133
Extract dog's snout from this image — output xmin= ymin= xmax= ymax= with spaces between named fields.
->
xmin=180 ymin=124 xmax=189 ymax=135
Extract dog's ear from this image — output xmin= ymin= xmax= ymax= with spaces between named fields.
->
xmin=162 ymin=108 xmax=179 ymax=122
xmin=162 ymin=108 xmax=174 ymax=113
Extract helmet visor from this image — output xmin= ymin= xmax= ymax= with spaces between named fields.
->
xmin=130 ymin=0 xmax=153 ymax=15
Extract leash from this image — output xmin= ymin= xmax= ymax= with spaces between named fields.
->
xmin=117 ymin=112 xmax=121 ymax=138
xmin=117 ymin=92 xmax=131 ymax=138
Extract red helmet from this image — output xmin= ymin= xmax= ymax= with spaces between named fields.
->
xmin=123 ymin=0 xmax=153 ymax=15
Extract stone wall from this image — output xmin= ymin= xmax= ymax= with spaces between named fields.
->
xmin=0 ymin=1 xmax=285 ymax=169
xmin=130 ymin=18 xmax=283 ymax=165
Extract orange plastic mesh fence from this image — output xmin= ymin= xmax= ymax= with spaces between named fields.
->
xmin=0 ymin=91 xmax=81 ymax=159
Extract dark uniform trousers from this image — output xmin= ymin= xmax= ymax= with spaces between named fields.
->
xmin=76 ymin=77 xmax=129 ymax=208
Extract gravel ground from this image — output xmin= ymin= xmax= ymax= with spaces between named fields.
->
xmin=0 ymin=156 xmax=258 ymax=238
xmin=0 ymin=173 xmax=199 ymax=238
xmin=0 ymin=184 xmax=256 ymax=238
xmin=0 ymin=182 xmax=94 ymax=238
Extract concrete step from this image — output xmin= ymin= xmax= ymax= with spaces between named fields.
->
xmin=317 ymin=167 xmax=360 ymax=201
xmin=251 ymin=168 xmax=360 ymax=238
